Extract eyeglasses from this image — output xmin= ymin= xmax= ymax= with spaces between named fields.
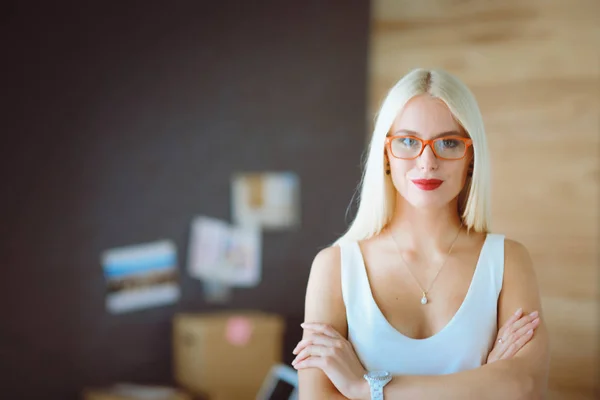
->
xmin=385 ymin=135 xmax=473 ymax=160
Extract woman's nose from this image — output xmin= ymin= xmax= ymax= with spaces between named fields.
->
xmin=418 ymin=144 xmax=439 ymax=171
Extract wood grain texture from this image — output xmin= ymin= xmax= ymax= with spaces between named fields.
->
xmin=368 ymin=1 xmax=599 ymax=398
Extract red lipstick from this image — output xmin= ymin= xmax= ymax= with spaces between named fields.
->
xmin=411 ymin=179 xmax=443 ymax=191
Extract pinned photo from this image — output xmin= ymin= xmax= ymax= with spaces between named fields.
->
xmin=101 ymin=240 xmax=180 ymax=314
xmin=231 ymin=171 xmax=301 ymax=231
xmin=187 ymin=216 xmax=262 ymax=289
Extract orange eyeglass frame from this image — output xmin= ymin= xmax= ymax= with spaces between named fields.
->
xmin=385 ymin=135 xmax=473 ymax=160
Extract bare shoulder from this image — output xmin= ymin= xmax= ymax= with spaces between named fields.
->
xmin=306 ymin=245 xmax=343 ymax=303
xmin=503 ymin=238 xmax=536 ymax=280
xmin=303 ymin=245 xmax=347 ymax=337
xmin=311 ymin=245 xmax=342 ymax=276
xmin=306 ymin=246 xmax=343 ymax=295
xmin=504 ymin=238 xmax=532 ymax=261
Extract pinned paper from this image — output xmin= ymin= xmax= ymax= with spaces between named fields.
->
xmin=225 ymin=316 xmax=254 ymax=346
xmin=101 ymin=240 xmax=180 ymax=314
xmin=232 ymin=172 xmax=301 ymax=230
xmin=187 ymin=216 xmax=262 ymax=288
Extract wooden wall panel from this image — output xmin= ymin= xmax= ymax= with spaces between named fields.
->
xmin=369 ymin=1 xmax=599 ymax=398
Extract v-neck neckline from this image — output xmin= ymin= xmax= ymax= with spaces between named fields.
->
xmin=354 ymin=233 xmax=490 ymax=342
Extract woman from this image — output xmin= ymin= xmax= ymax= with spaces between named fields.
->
xmin=292 ymin=68 xmax=550 ymax=399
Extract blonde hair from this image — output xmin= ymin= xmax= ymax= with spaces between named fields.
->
xmin=334 ymin=68 xmax=491 ymax=245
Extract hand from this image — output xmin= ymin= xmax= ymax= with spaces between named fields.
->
xmin=292 ymin=323 xmax=369 ymax=400
xmin=487 ymin=308 xmax=541 ymax=364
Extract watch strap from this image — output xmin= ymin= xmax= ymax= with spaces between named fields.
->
xmin=369 ymin=382 xmax=384 ymax=400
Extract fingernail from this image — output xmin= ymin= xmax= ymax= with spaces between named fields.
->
xmin=527 ymin=329 xmax=533 ymax=334
xmin=529 ymin=311 xmax=538 ymax=318
xmin=514 ymin=308 xmax=523 ymax=316
xmin=532 ymin=317 xmax=540 ymax=324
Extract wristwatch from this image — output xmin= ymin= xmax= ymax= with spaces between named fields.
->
xmin=363 ymin=371 xmax=392 ymax=400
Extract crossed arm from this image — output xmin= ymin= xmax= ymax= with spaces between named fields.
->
xmin=296 ymin=239 xmax=550 ymax=400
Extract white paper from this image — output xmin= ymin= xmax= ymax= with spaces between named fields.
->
xmin=101 ymin=240 xmax=180 ymax=314
xmin=187 ymin=216 xmax=261 ymax=287
xmin=232 ymin=171 xmax=301 ymax=230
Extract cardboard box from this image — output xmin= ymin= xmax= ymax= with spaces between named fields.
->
xmin=173 ymin=311 xmax=285 ymax=400
xmin=83 ymin=384 xmax=192 ymax=400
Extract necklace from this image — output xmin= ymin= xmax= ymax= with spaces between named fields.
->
xmin=389 ymin=224 xmax=463 ymax=305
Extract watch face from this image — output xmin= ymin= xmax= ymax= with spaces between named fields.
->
xmin=367 ymin=371 xmax=391 ymax=381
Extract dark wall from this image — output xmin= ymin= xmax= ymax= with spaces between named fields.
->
xmin=0 ymin=1 xmax=369 ymax=398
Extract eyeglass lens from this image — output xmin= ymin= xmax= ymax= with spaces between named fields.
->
xmin=390 ymin=137 xmax=466 ymax=159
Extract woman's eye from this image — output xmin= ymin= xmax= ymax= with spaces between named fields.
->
xmin=440 ymin=139 xmax=459 ymax=148
xmin=400 ymin=138 xmax=418 ymax=147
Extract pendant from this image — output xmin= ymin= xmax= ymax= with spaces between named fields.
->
xmin=421 ymin=292 xmax=428 ymax=305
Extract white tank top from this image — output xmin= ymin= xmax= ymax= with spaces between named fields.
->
xmin=339 ymin=233 xmax=505 ymax=375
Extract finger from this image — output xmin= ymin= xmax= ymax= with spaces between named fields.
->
xmin=497 ymin=317 xmax=539 ymax=360
xmin=499 ymin=343 xmax=518 ymax=359
xmin=486 ymin=347 xmax=499 ymax=364
xmin=292 ymin=340 xmax=307 ymax=355
xmin=293 ymin=355 xmax=323 ymax=370
xmin=501 ymin=324 xmax=535 ymax=360
xmin=292 ymin=348 xmax=312 ymax=365
xmin=513 ymin=317 xmax=540 ymax=339
xmin=493 ymin=327 xmax=518 ymax=360
xmin=509 ymin=328 xmax=535 ymax=355
xmin=292 ymin=345 xmax=330 ymax=366
xmin=293 ymin=333 xmax=339 ymax=354
xmin=501 ymin=319 xmax=538 ymax=360
xmin=293 ymin=341 xmax=311 ymax=356
xmin=498 ymin=308 xmax=523 ymax=338
xmin=507 ymin=311 xmax=539 ymax=336
xmin=492 ymin=337 xmax=516 ymax=362
xmin=301 ymin=322 xmax=340 ymax=338
xmin=292 ymin=349 xmax=313 ymax=366
xmin=490 ymin=337 xmax=510 ymax=362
